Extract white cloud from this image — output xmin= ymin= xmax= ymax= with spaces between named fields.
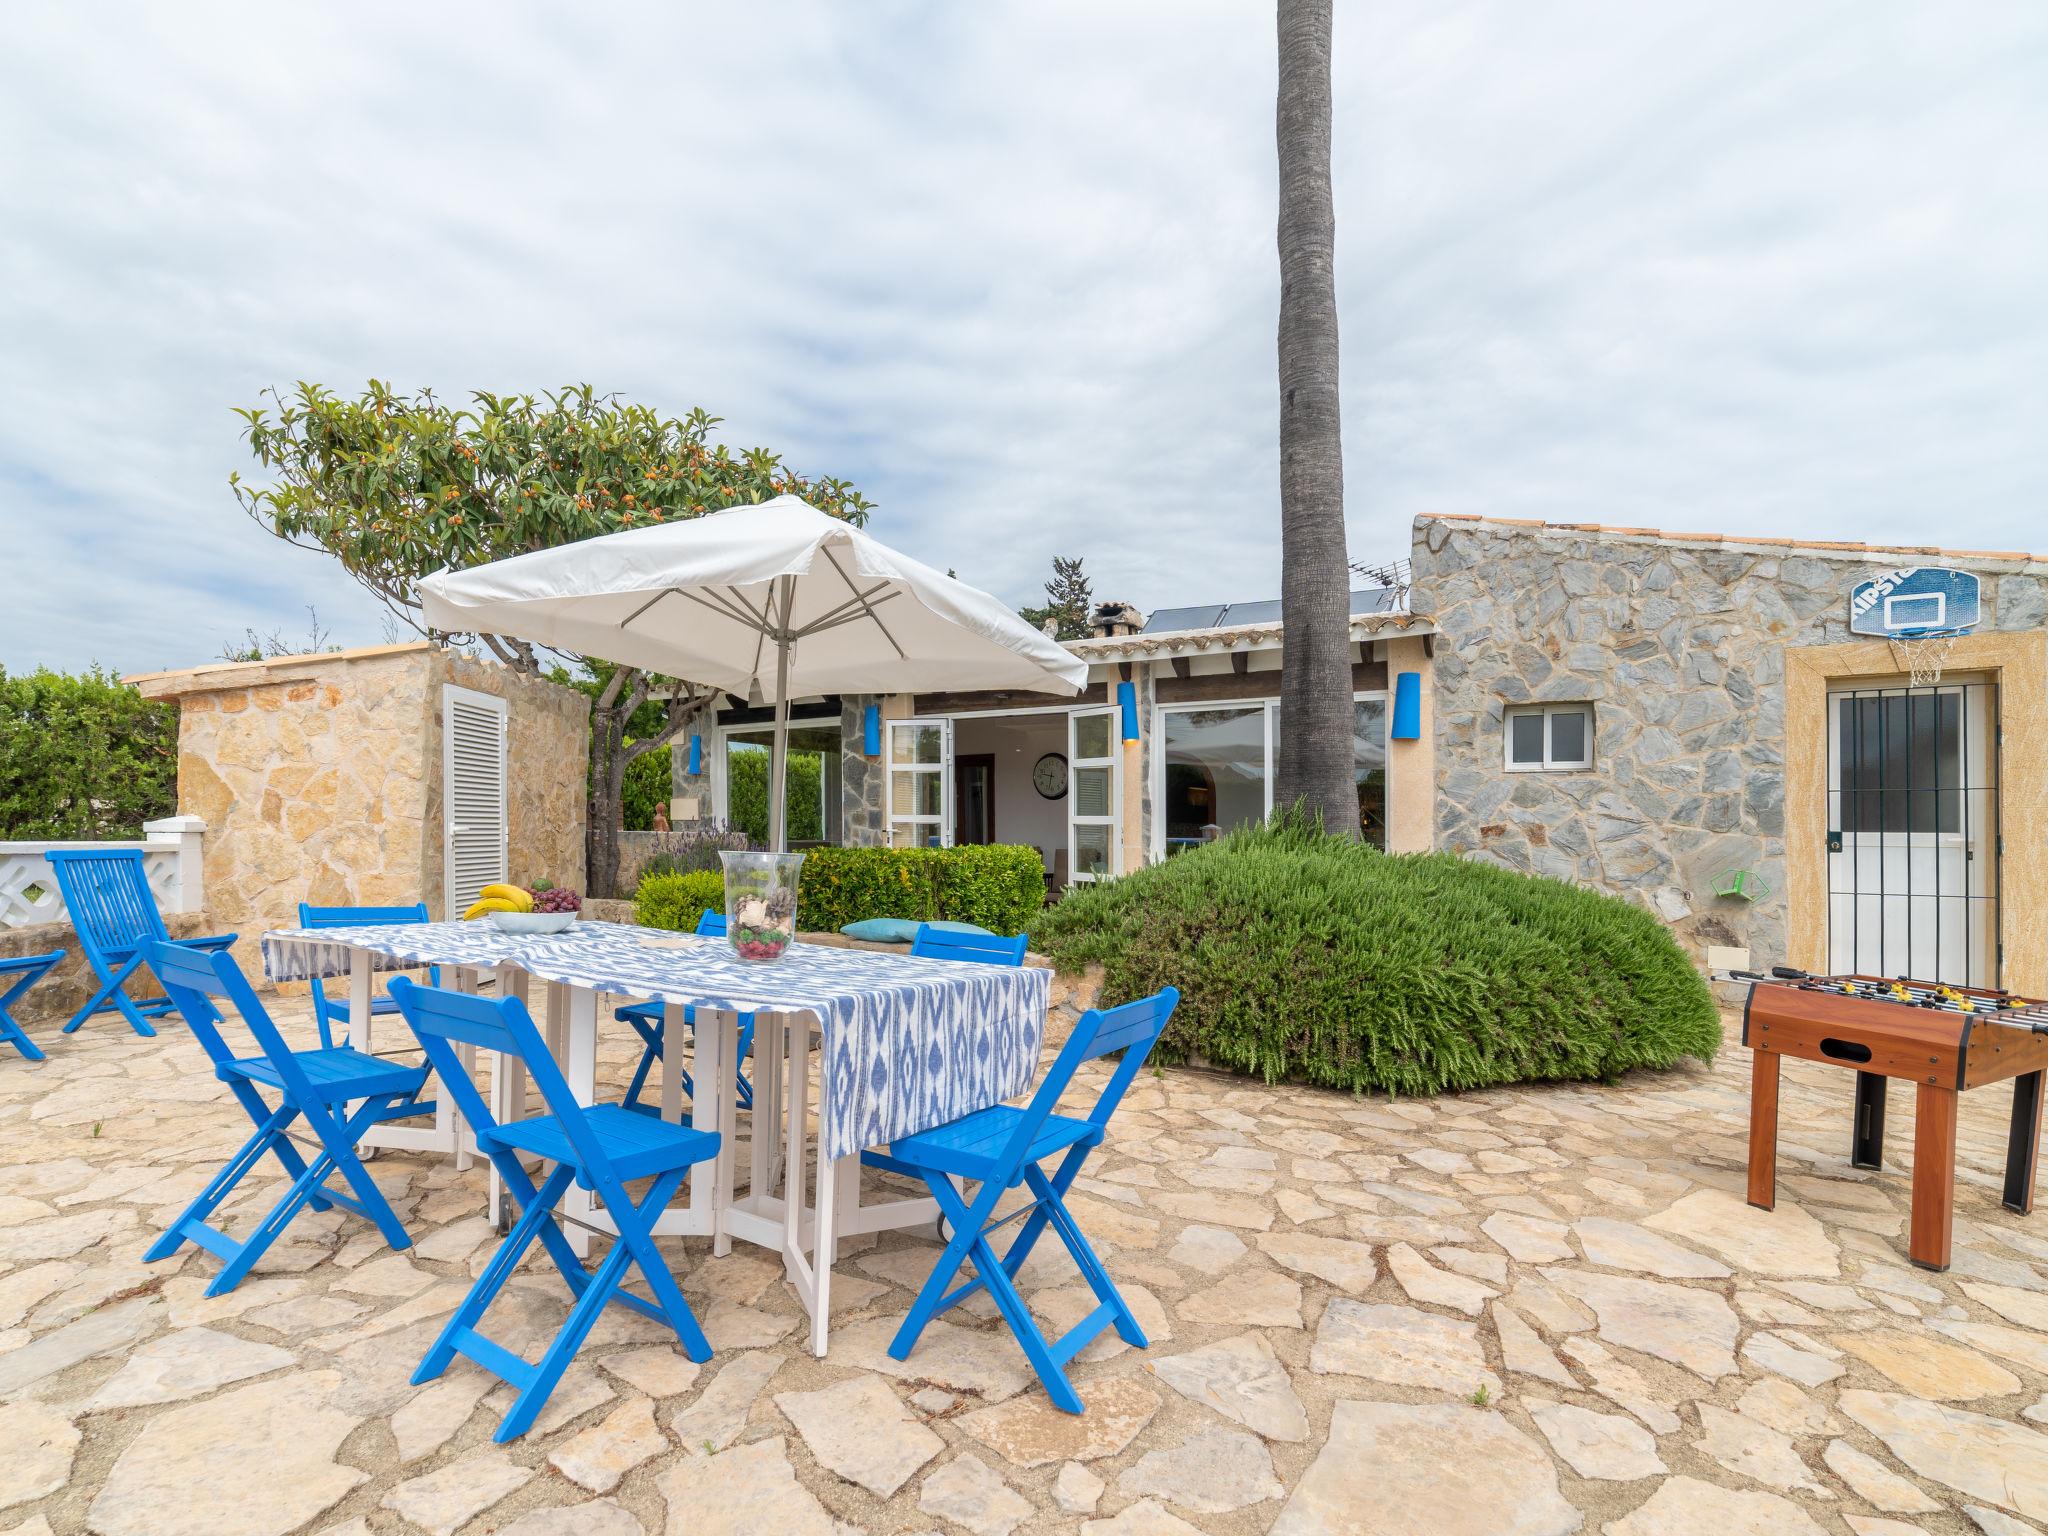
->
xmin=2 ymin=0 xmax=2044 ymax=674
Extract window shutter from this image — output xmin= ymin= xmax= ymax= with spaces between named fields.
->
xmin=443 ymin=686 xmax=509 ymax=917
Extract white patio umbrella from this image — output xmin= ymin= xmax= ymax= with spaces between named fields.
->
xmin=419 ymin=495 xmax=1087 ymax=849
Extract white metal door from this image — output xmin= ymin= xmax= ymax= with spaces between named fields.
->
xmin=1826 ymin=682 xmax=1998 ymax=985
xmin=443 ymin=685 xmax=509 ymax=918
xmin=887 ymin=717 xmax=952 ymax=849
xmin=1068 ymin=707 xmax=1121 ymax=883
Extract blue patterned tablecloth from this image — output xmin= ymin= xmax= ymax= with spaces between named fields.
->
xmin=261 ymin=920 xmax=1049 ymax=1161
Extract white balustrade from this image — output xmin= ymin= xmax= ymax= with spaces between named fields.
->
xmin=0 ymin=816 xmax=207 ymax=931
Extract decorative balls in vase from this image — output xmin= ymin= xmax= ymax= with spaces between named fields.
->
xmin=719 ymin=850 xmax=804 ymax=961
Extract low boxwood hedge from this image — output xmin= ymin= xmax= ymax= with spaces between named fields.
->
xmin=632 ymin=844 xmax=1047 ymax=938
xmin=797 ymin=844 xmax=1045 ymax=936
xmin=634 ymin=869 xmax=724 ymax=933
xmin=1027 ymin=816 xmax=1719 ymax=1097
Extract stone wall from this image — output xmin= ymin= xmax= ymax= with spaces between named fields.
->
xmin=131 ymin=643 xmax=588 ymax=968
xmin=149 ymin=647 xmax=435 ymax=970
xmin=0 ymin=910 xmax=217 ymax=1025
xmin=1411 ymin=515 xmax=2048 ymax=970
xmin=839 ymin=695 xmax=889 ymax=847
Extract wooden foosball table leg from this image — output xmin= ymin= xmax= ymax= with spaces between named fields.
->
xmin=1910 ymin=1083 xmax=1958 ymax=1271
xmin=1747 ymin=1050 xmax=1780 ymax=1211
xmin=1851 ymin=1072 xmax=1888 ymax=1171
xmin=2005 ymin=1070 xmax=2046 ymax=1216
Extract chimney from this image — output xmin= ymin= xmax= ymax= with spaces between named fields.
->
xmin=1088 ymin=601 xmax=1146 ymax=638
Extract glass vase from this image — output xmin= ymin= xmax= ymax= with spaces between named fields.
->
xmin=719 ymin=850 xmax=804 ymax=962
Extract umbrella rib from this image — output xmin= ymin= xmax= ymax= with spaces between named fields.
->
xmin=817 ymin=545 xmax=909 ymax=660
xmin=796 ymin=590 xmax=904 ymax=639
xmin=679 ymin=587 xmax=769 ymax=632
xmin=618 ymin=587 xmax=678 ymax=630
xmin=793 ymin=582 xmax=899 ymax=636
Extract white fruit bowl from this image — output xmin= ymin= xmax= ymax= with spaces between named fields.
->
xmin=485 ymin=911 xmax=576 ymax=934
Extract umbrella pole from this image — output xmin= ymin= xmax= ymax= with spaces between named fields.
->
xmin=768 ymin=577 xmax=793 ymax=853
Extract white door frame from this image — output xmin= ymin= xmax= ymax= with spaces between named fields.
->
xmin=1067 ymin=706 xmax=1121 ymax=882
xmin=887 ymin=716 xmax=954 ymax=849
xmin=1825 ymin=681 xmax=1999 ymax=987
xmin=441 ymin=684 xmax=508 ymax=919
xmin=1149 ymin=691 xmax=1389 ymax=862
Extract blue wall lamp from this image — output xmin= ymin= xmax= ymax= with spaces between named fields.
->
xmin=686 ymin=732 xmax=703 ymax=776
xmin=1117 ymin=680 xmax=1139 ymax=743
xmin=863 ymin=703 xmax=882 ymax=756
xmin=1391 ymin=672 xmax=1422 ymax=740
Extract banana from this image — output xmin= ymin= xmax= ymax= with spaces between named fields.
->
xmin=462 ymin=896 xmax=519 ymax=921
xmin=478 ymin=883 xmax=534 ymax=912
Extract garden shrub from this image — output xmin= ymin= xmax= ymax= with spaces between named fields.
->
xmin=795 ymin=845 xmax=1046 ymax=936
xmin=634 ymin=870 xmax=726 ymax=932
xmin=0 ymin=666 xmax=178 ymax=838
xmin=1028 ymin=816 xmax=1719 ymax=1098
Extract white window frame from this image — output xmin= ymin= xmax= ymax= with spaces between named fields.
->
xmin=1503 ymin=702 xmax=1594 ymax=773
xmin=712 ymin=718 xmax=842 ymax=841
xmin=887 ymin=717 xmax=953 ymax=849
xmin=1150 ymin=691 xmax=1389 ymax=861
xmin=441 ymin=684 xmax=508 ymax=919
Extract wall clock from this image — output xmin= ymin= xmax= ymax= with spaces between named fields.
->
xmin=1032 ymin=751 xmax=1068 ymax=800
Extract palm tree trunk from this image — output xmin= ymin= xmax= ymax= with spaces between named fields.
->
xmin=1273 ymin=0 xmax=1360 ymax=837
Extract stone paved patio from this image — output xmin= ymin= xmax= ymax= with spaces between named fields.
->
xmin=5 ymin=1001 xmax=2048 ymax=1536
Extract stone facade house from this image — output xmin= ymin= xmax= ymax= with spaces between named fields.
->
xmin=126 ymin=644 xmax=588 ymax=967
xmin=662 ymin=513 xmax=2045 ymax=996
xmin=1412 ymin=515 xmax=2048 ymax=994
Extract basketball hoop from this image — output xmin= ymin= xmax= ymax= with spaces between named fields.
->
xmin=1887 ymin=626 xmax=1964 ymax=687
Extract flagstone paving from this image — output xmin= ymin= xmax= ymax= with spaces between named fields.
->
xmin=5 ymin=1001 xmax=2048 ymax=1533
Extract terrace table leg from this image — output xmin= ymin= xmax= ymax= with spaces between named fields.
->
xmin=810 ymin=1149 xmax=838 ymax=1359
xmin=1910 ymin=1083 xmax=1958 ymax=1271
xmin=1851 ymin=1071 xmax=1888 ymax=1171
xmin=2004 ymin=1070 xmax=2045 ymax=1216
xmin=1746 ymin=1049 xmax=1780 ymax=1211
xmin=562 ymin=986 xmax=598 ymax=1259
xmin=348 ymin=948 xmax=373 ymax=1053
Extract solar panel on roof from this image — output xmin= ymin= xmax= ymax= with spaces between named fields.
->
xmin=1137 ymin=587 xmax=1397 ymax=636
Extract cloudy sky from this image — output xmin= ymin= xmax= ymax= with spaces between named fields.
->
xmin=3 ymin=1 xmax=2044 ymax=675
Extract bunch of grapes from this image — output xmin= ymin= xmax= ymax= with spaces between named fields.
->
xmin=528 ymin=884 xmax=582 ymax=914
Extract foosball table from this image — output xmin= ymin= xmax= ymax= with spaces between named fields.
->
xmin=1739 ymin=967 xmax=2048 ymax=1270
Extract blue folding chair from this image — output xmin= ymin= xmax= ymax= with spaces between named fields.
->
xmin=140 ymin=939 xmax=432 ymax=1295
xmin=866 ymin=987 xmax=1179 ymax=1414
xmin=47 ymin=848 xmax=237 ymax=1037
xmin=909 ymin=925 xmax=1030 ymax=966
xmin=298 ymin=902 xmax=441 ymax=1049
xmin=0 ymin=950 xmax=65 ymax=1061
xmin=388 ymin=977 xmax=719 ymax=1441
xmin=616 ymin=911 xmax=757 ymax=1114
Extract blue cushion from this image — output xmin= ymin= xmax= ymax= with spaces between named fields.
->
xmin=924 ymin=920 xmax=995 ymax=936
xmin=841 ymin=918 xmax=919 ymax=943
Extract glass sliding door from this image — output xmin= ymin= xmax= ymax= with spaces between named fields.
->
xmin=1161 ymin=706 xmax=1268 ymax=855
xmin=1158 ymin=695 xmax=1390 ymax=857
xmin=1067 ymin=708 xmax=1120 ymax=882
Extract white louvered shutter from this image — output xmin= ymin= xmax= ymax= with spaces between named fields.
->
xmin=443 ymin=685 xmax=509 ymax=917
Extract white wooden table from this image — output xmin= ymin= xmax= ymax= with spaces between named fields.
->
xmin=261 ymin=921 xmax=1050 ymax=1355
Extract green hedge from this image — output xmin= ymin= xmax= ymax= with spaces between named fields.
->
xmin=622 ymin=744 xmax=671 ymax=831
xmin=634 ymin=870 xmax=725 ymax=932
xmin=632 ymin=844 xmax=1048 ymax=936
xmin=796 ymin=845 xmax=1046 ymax=936
xmin=1027 ymin=817 xmax=1719 ymax=1098
xmin=1 ymin=666 xmax=178 ymax=838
